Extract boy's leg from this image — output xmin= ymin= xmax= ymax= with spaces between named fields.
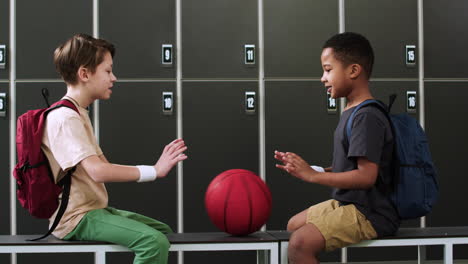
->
xmin=288 ymin=200 xmax=377 ymax=263
xmin=64 ymin=208 xmax=170 ymax=264
xmin=288 ymin=223 xmax=325 ymax=264
xmin=287 ymin=208 xmax=308 ymax=232
xmin=287 ymin=199 xmax=336 ymax=232
xmin=105 ymin=207 xmax=173 ymax=234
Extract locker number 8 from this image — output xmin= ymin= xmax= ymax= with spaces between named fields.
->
xmin=0 ymin=99 xmax=4 ymax=110
xmin=164 ymin=97 xmax=172 ymax=109
xmin=0 ymin=50 xmax=3 ymax=62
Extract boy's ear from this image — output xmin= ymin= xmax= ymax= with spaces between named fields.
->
xmin=349 ymin=64 xmax=362 ymax=79
xmin=77 ymin=66 xmax=90 ymax=82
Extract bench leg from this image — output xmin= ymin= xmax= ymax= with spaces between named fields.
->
xmin=418 ymin=245 xmax=426 ymax=264
xmin=257 ymin=250 xmax=268 ymax=264
xmin=444 ymin=244 xmax=453 ymax=264
xmin=257 ymin=248 xmax=279 ymax=264
xmin=95 ymin=251 xmax=106 ymax=264
xmin=341 ymin=247 xmax=348 ymax=263
xmin=280 ymin=242 xmax=288 ymax=264
xmin=270 ymin=246 xmax=279 ymax=264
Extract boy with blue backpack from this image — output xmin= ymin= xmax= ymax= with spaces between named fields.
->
xmin=274 ymin=32 xmax=431 ymax=264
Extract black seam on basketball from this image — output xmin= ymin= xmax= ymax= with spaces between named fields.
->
xmin=223 ymin=177 xmax=234 ymax=234
xmin=239 ymin=174 xmax=254 ymax=234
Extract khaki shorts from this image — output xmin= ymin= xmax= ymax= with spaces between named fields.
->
xmin=306 ymin=199 xmax=377 ymax=252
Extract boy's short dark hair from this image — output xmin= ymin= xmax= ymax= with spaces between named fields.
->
xmin=323 ymin=32 xmax=374 ymax=79
xmin=54 ymin=33 xmax=115 ymax=85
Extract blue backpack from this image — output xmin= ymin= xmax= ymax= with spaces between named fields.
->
xmin=345 ymin=96 xmax=439 ymax=220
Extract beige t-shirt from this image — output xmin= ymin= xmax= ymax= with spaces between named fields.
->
xmin=42 ymin=99 xmax=108 ymax=238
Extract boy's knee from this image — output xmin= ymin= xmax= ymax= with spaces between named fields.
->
xmin=139 ymin=231 xmax=170 ymax=254
xmin=287 ymin=216 xmax=303 ymax=232
xmin=286 ymin=218 xmax=296 ymax=232
xmin=289 ymin=228 xmax=324 ymax=255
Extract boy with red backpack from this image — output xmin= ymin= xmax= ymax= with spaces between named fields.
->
xmin=33 ymin=33 xmax=186 ymax=264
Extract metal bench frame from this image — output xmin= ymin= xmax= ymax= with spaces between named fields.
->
xmin=0 ymin=233 xmax=279 ymax=264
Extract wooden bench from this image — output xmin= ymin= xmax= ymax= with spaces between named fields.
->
xmin=268 ymin=227 xmax=468 ymax=264
xmin=0 ymin=232 xmax=279 ymax=264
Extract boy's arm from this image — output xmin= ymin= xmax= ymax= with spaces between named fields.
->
xmin=80 ymin=138 xmax=187 ymax=183
xmin=275 ymin=151 xmax=377 ymax=189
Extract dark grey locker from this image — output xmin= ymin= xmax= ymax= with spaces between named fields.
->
xmin=16 ymin=0 xmax=92 ymax=79
xmin=424 ymin=0 xmax=468 ymax=78
xmin=16 ymin=82 xmax=92 ymax=264
xmin=99 ymin=82 xmax=178 ymax=264
xmin=182 ymin=0 xmax=258 ymax=79
xmin=264 ymin=0 xmax=338 ymax=78
xmin=425 ymin=82 xmax=468 ymax=260
xmin=346 ymin=0 xmax=418 ymax=78
xmin=0 ymin=0 xmax=8 ymax=80
xmin=100 ymin=0 xmax=176 ymax=79
xmin=347 ymin=81 xmax=420 ymax=262
xmin=0 ymin=84 xmax=10 ymax=264
xmin=183 ymin=82 xmax=259 ymax=264
xmin=265 ymin=81 xmax=340 ymax=262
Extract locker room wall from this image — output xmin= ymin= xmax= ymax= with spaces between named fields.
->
xmin=2 ymin=0 xmax=468 ymax=263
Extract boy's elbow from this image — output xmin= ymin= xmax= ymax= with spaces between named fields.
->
xmin=84 ymin=164 xmax=108 ymax=183
xmin=362 ymin=174 xmax=377 ymax=189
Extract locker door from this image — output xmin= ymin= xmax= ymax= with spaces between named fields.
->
xmin=183 ymin=81 xmax=259 ymax=264
xmin=424 ymin=0 xmax=468 ymax=78
xmin=100 ymin=82 xmax=178 ymax=264
xmin=346 ymin=0 xmax=418 ymax=78
xmin=100 ymin=0 xmax=176 ymax=79
xmin=16 ymin=83 xmax=93 ymax=264
xmin=182 ymin=0 xmax=258 ymax=79
xmin=426 ymin=82 xmax=468 ymax=260
xmin=265 ymin=81 xmax=340 ymax=262
xmin=0 ymin=0 xmax=8 ymax=79
xmin=0 ymin=84 xmax=10 ymax=264
xmin=264 ymin=0 xmax=338 ymax=78
xmin=16 ymin=0 xmax=92 ymax=79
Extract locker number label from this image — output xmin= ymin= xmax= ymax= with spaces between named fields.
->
xmin=405 ymin=45 xmax=416 ymax=67
xmin=245 ymin=44 xmax=255 ymax=65
xmin=0 ymin=93 xmax=6 ymax=117
xmin=162 ymin=44 xmax=173 ymax=65
xmin=162 ymin=92 xmax=173 ymax=114
xmin=245 ymin=91 xmax=256 ymax=113
xmin=407 ymin=91 xmax=417 ymax=113
xmin=0 ymin=45 xmax=5 ymax=69
xmin=327 ymin=92 xmax=337 ymax=113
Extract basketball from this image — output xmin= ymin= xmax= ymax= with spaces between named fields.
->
xmin=205 ymin=169 xmax=272 ymax=236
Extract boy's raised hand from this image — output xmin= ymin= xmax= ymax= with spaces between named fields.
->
xmin=155 ymin=138 xmax=187 ymax=178
xmin=274 ymin=150 xmax=317 ymax=182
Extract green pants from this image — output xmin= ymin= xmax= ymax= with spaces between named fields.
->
xmin=63 ymin=207 xmax=173 ymax=264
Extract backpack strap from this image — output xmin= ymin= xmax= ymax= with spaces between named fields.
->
xmin=345 ymin=99 xmax=389 ymax=143
xmin=27 ymin=168 xmax=74 ymax=241
xmin=28 ymin=99 xmax=79 ymax=241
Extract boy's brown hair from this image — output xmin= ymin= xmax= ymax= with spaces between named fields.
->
xmin=54 ymin=33 xmax=115 ymax=85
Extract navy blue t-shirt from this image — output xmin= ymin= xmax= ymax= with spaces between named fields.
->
xmin=332 ymin=104 xmax=400 ymax=237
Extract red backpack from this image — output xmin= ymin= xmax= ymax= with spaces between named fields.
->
xmin=13 ymin=99 xmax=78 ymax=240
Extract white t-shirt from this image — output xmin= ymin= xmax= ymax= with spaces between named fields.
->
xmin=42 ymin=99 xmax=108 ymax=238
